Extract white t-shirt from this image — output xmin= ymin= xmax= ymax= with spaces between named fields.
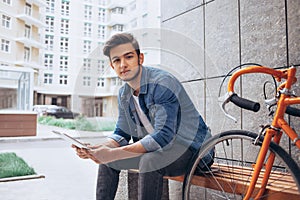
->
xmin=132 ymin=95 xmax=154 ymax=134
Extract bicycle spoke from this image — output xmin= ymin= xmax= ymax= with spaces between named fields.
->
xmin=183 ymin=131 xmax=300 ymax=200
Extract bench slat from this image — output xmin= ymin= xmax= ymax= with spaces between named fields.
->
xmin=165 ymin=163 xmax=299 ymax=199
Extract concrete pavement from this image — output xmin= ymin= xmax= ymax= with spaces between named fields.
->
xmin=0 ymin=123 xmax=112 ymax=144
xmin=0 ymin=124 xmax=131 ymax=200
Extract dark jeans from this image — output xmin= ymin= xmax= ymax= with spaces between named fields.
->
xmin=96 ymin=143 xmax=194 ymax=200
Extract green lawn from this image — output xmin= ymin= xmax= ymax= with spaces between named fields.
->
xmin=0 ymin=152 xmax=36 ymax=178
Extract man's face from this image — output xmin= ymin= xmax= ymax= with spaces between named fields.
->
xmin=109 ymin=43 xmax=144 ymax=82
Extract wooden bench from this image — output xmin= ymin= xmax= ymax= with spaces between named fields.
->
xmin=165 ymin=163 xmax=300 ymax=199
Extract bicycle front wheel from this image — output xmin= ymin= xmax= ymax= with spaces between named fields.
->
xmin=183 ymin=130 xmax=300 ymax=200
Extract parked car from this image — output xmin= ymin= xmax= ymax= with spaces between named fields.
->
xmin=44 ymin=106 xmax=80 ymax=119
xmin=33 ymin=105 xmax=59 ymax=117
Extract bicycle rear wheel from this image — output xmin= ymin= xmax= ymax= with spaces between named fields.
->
xmin=183 ymin=130 xmax=300 ymax=200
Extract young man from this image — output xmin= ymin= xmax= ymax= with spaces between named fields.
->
xmin=73 ymin=33 xmax=213 ymax=200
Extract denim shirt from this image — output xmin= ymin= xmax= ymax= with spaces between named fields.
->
xmin=108 ymin=66 xmax=210 ymax=153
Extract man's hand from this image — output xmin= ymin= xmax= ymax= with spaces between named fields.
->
xmin=72 ymin=139 xmax=147 ymax=165
xmin=72 ymin=144 xmax=102 ymax=164
xmin=89 ymin=145 xmax=115 ymax=164
xmin=72 ymin=144 xmax=90 ymax=159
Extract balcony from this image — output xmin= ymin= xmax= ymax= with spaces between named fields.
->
xmin=27 ymin=0 xmax=47 ymax=7
xmin=16 ymin=12 xmax=46 ymax=28
xmin=15 ymin=37 xmax=44 ymax=49
xmin=107 ymin=13 xmax=128 ymax=26
xmin=107 ymin=1 xmax=130 ymax=9
xmin=14 ymin=60 xmax=43 ymax=70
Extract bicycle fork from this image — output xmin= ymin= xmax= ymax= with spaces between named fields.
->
xmin=244 ymin=128 xmax=282 ymax=200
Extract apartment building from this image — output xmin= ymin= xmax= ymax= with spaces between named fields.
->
xmin=36 ymin=0 xmax=161 ymax=117
xmin=0 ymin=0 xmax=45 ymax=110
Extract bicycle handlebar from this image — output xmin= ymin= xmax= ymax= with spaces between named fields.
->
xmin=221 ymin=65 xmax=300 ymax=122
xmin=229 ymin=93 xmax=260 ymax=112
xmin=286 ymin=106 xmax=300 ymax=117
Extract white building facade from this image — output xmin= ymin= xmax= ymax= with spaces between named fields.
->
xmin=0 ymin=0 xmax=46 ymax=110
xmin=36 ymin=0 xmax=161 ymax=117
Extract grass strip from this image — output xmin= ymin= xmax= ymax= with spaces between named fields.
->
xmin=38 ymin=116 xmax=116 ymax=132
xmin=0 ymin=152 xmax=36 ymax=179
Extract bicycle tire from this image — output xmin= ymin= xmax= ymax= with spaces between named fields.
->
xmin=182 ymin=130 xmax=300 ymax=200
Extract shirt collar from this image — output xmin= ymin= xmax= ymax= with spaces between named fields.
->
xmin=139 ymin=66 xmax=148 ymax=95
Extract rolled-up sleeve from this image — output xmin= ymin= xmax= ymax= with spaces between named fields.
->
xmin=140 ymin=135 xmax=161 ymax=151
xmin=107 ymin=132 xmax=129 ymax=146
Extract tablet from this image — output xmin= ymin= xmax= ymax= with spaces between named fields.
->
xmin=52 ymin=130 xmax=90 ymax=149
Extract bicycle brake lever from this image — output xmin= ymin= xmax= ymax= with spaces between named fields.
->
xmin=218 ymin=93 xmax=238 ymax=123
xmin=264 ymin=98 xmax=277 ymax=107
xmin=265 ymin=98 xmax=277 ymax=116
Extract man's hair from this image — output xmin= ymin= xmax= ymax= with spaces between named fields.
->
xmin=103 ymin=33 xmax=140 ymax=59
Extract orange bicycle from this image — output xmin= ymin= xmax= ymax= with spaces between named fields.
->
xmin=183 ymin=64 xmax=300 ymax=199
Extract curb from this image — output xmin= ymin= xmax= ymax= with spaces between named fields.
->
xmin=0 ymin=135 xmax=107 ymax=143
xmin=0 ymin=174 xmax=45 ymax=183
xmin=0 ymin=131 xmax=112 ymax=143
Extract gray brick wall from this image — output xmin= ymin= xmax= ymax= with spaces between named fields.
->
xmin=161 ymin=0 xmax=300 ymax=198
xmin=161 ymin=0 xmax=299 ymax=143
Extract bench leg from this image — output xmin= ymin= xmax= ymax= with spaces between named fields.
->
xmin=128 ymin=171 xmax=138 ymax=199
xmin=127 ymin=171 xmax=169 ymax=200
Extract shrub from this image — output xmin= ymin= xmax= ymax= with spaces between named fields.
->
xmin=74 ymin=116 xmax=96 ymax=131
xmin=37 ymin=116 xmax=115 ymax=132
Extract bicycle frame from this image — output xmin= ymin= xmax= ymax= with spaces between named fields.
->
xmin=226 ymin=66 xmax=300 ymax=199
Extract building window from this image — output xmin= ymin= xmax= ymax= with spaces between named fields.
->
xmin=98 ymin=8 xmax=106 ymax=22
xmin=46 ymin=0 xmax=55 ymax=13
xmin=84 ymin=23 xmax=92 ymax=37
xmin=142 ymin=14 xmax=148 ymax=27
xmin=45 ymin=35 xmax=54 ymax=50
xmin=97 ymin=25 xmax=105 ymax=40
xmin=111 ymin=7 xmax=124 ymax=14
xmin=97 ymin=60 xmax=105 ymax=74
xmin=83 ymin=40 xmax=91 ymax=54
xmin=44 ymin=73 xmax=53 ymax=84
xmin=83 ymin=58 xmax=91 ymax=72
xmin=84 ymin=5 xmax=92 ymax=20
xmin=60 ymin=37 xmax=69 ymax=52
xmin=97 ymin=78 xmax=105 ymax=87
xmin=45 ymin=16 xmax=54 ymax=32
xmin=112 ymin=77 xmax=122 ymax=86
xmin=97 ymin=41 xmax=104 ymax=47
xmin=112 ymin=24 xmax=124 ymax=32
xmin=25 ymin=3 xmax=32 ymax=16
xmin=1 ymin=39 xmax=10 ymax=52
xmin=98 ymin=0 xmax=107 ymax=6
xmin=61 ymin=19 xmax=69 ymax=34
xmin=59 ymin=74 xmax=68 ymax=85
xmin=142 ymin=0 xmax=147 ymax=11
xmin=130 ymin=2 xmax=136 ymax=11
xmin=60 ymin=56 xmax=68 ymax=71
xmin=2 ymin=15 xmax=11 ymax=29
xmin=83 ymin=76 xmax=91 ymax=86
xmin=24 ymin=47 xmax=30 ymax=61
xmin=44 ymin=54 xmax=54 ymax=70
xmin=24 ymin=25 xmax=31 ymax=38
xmin=61 ymin=0 xmax=70 ymax=16
xmin=103 ymin=99 xmax=107 ymax=112
xmin=2 ymin=0 xmax=11 ymax=5
xmin=130 ymin=19 xmax=137 ymax=28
